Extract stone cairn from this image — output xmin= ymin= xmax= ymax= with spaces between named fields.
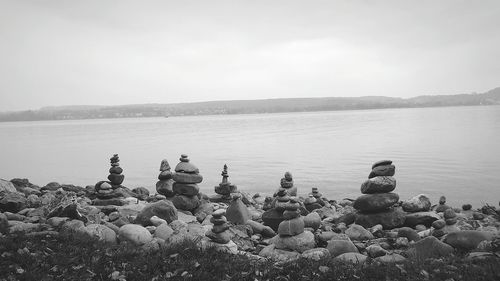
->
xmin=171 ymin=154 xmax=202 ymax=213
xmin=156 ymin=159 xmax=174 ymax=197
xmin=95 ymin=154 xmax=125 ymax=200
xmin=214 ymin=164 xmax=237 ymax=201
xmin=277 ymin=197 xmax=304 ymax=237
xmin=275 ymin=172 xmax=297 ymax=196
xmin=206 ymin=209 xmax=233 ymax=244
xmin=435 ymin=196 xmax=452 ymax=212
xmin=304 ymin=187 xmax=324 ymax=212
xmin=353 ymin=160 xmax=404 ymax=229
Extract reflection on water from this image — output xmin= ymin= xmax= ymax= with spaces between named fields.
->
xmin=1 ymin=105 xmax=499 ymax=207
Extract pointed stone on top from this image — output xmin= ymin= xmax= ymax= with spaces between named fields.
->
xmin=160 ymin=159 xmax=171 ymax=171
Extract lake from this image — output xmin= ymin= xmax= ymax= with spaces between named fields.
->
xmin=1 ymin=105 xmax=499 ymax=207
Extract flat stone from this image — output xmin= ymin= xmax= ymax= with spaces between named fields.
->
xmin=360 ymin=176 xmax=396 ymax=194
xmin=369 ymin=165 xmax=396 ymax=179
xmin=402 ymin=194 xmax=431 ymax=212
xmin=173 ymin=183 xmax=200 ymax=196
xmin=444 ymin=230 xmax=495 ymax=250
xmin=355 ymin=207 xmax=406 ymax=229
xmin=215 ymin=184 xmax=237 ymax=195
xmin=372 ymin=160 xmax=392 ymax=169
xmin=202 ymin=239 xmax=238 ymax=255
xmin=405 ymin=211 xmax=440 ymax=227
xmin=259 ymin=244 xmax=300 ymax=261
xmin=246 ymin=220 xmax=276 ymax=237
xmin=134 ymin=200 xmax=178 ymax=226
xmin=210 ymin=216 xmax=228 ymax=225
xmin=374 ymin=254 xmax=406 ymax=264
xmin=353 ymin=193 xmax=399 ymax=212
xmin=92 ymin=198 xmax=127 ymax=206
xmin=271 ymin=230 xmax=316 ymax=253
xmin=277 ymin=217 xmax=305 ymax=236
xmin=283 ymin=209 xmax=301 ymax=220
xmin=212 ymin=223 xmax=230 ymax=233
xmin=172 ymin=172 xmax=203 ymax=184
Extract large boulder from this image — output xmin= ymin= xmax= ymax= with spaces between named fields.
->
xmin=118 ymin=224 xmax=153 ymax=246
xmin=135 ymin=200 xmax=178 ymax=226
xmin=270 ymin=231 xmax=315 ymax=253
xmin=0 ymin=192 xmax=27 ymax=213
xmin=226 ymin=198 xmax=250 ymax=225
xmin=355 ymin=208 xmax=406 ymax=229
xmin=353 ymin=193 xmax=399 ymax=212
xmin=360 ymin=176 xmax=396 ymax=194
xmin=303 ymin=212 xmax=321 ymax=230
xmin=172 ymin=194 xmax=200 ymax=211
xmin=405 ymin=236 xmax=454 ymax=259
xmin=0 ymin=179 xmax=17 ymax=193
xmin=262 ymin=209 xmax=284 ymax=231
xmin=259 ymin=244 xmax=300 ymax=262
xmin=404 ymin=211 xmax=440 ymax=227
xmin=402 ymin=194 xmax=431 ymax=212
xmin=345 ymin=224 xmax=374 ymax=241
xmin=444 ymin=230 xmax=495 ymax=251
xmin=326 ymin=235 xmax=358 ymax=257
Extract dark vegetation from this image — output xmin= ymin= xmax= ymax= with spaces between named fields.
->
xmin=1 ymin=233 xmax=499 ymax=281
xmin=1 ymin=87 xmax=499 ymax=122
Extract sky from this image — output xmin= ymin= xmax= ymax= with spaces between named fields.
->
xmin=0 ymin=0 xmax=499 ymax=111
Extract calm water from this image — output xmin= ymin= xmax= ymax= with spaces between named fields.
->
xmin=1 ymin=106 xmax=499 ymax=207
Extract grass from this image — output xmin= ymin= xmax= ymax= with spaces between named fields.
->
xmin=1 ymin=233 xmax=499 ymax=281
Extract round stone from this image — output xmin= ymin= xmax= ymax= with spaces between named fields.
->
xmin=174 ymin=162 xmax=199 ymax=174
xmin=284 ymin=202 xmax=300 ymax=211
xmin=99 ymin=182 xmax=112 ymax=190
xmin=368 ymin=165 xmax=396 ymax=179
xmin=179 ymin=154 xmax=189 ymax=162
xmin=109 ymin=166 xmax=123 ymax=174
xmin=156 ymin=180 xmax=174 ymax=197
xmin=443 ymin=209 xmax=456 ymax=219
xmin=277 ymin=195 xmax=290 ymax=202
xmin=212 ymin=209 xmax=226 ymax=218
xmin=172 ymin=194 xmax=200 ymax=211
xmin=172 ymin=172 xmax=203 ymax=184
xmin=159 ymin=159 xmax=171 ymax=171
xmin=206 ymin=230 xmax=232 ymax=244
xmin=284 ymin=172 xmax=293 ymax=181
xmin=107 ymin=174 xmax=124 ymax=185
xmin=431 ymin=219 xmax=446 ymax=229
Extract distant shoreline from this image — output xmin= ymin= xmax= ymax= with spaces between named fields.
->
xmin=1 ymin=88 xmax=499 ymax=122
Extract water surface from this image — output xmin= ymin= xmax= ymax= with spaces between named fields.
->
xmin=1 ymin=106 xmax=499 ymax=207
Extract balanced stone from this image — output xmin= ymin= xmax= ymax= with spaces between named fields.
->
xmin=360 ymin=176 xmax=396 ymax=194
xmin=156 ymin=159 xmax=174 ymax=197
xmin=283 ymin=209 xmax=301 ymax=220
xmin=355 ymin=208 xmax=406 ymax=229
xmin=172 ymin=172 xmax=203 ymax=184
xmin=206 ymin=230 xmax=232 ymax=244
xmin=212 ymin=223 xmax=230 ymax=233
xmin=435 ymin=196 xmax=451 ymax=212
xmin=214 ymin=164 xmax=237 ymax=195
xmin=210 ymin=216 xmax=228 ymax=225
xmin=278 ymin=217 xmax=305 ymax=236
xmin=109 ymin=166 xmax=123 ymax=174
xmin=107 ymin=154 xmax=124 ymax=186
xmin=372 ymin=160 xmax=392 ymax=169
xmin=278 ymin=172 xmax=297 ymax=196
xmin=108 ymin=174 xmax=124 ymax=185
xmin=158 ymin=170 xmax=173 ymax=181
xmin=402 ymin=194 xmax=431 ymax=212
xmin=172 ymin=183 xmax=200 ymax=196
xmin=368 ymin=165 xmax=395 ymax=179
xmin=353 ymin=192 xmax=399 ymax=212
xmin=212 ymin=208 xmax=226 ymax=218
xmin=174 ymin=154 xmax=199 ymax=174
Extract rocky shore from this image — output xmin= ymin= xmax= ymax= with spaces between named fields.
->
xmin=1 ymin=156 xmax=499 ymax=279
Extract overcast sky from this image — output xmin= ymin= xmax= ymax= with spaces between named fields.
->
xmin=0 ymin=0 xmax=499 ymax=111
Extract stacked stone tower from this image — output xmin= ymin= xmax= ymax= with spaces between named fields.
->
xmin=155 ymin=159 xmax=174 ymax=197
xmin=275 ymin=172 xmax=297 ymax=196
xmin=94 ymin=154 xmax=125 ymax=200
xmin=171 ymin=154 xmax=202 ymax=213
xmin=214 ymin=164 xmax=237 ymax=200
xmin=205 ymin=209 xmax=233 ymax=244
xmin=354 ymin=160 xmax=405 ymax=229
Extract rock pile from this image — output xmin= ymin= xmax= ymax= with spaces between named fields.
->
xmin=94 ymin=154 xmax=128 ymax=204
xmin=304 ymin=187 xmax=324 ymax=211
xmin=270 ymin=196 xmax=315 ymax=253
xmin=203 ymin=209 xmax=238 ymax=253
xmin=275 ymin=172 xmax=297 ymax=196
xmin=354 ymin=160 xmax=405 ymax=229
xmin=213 ymin=164 xmax=237 ymax=202
xmin=171 ymin=154 xmax=202 ymax=213
xmin=155 ymin=159 xmax=174 ymax=197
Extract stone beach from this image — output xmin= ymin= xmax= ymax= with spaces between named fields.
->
xmin=1 ymin=156 xmax=499 ymax=268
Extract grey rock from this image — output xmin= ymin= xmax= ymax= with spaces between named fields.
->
xmin=353 ymin=193 xmax=399 ymax=212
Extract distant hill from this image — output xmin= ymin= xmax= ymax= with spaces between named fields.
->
xmin=1 ymin=87 xmax=499 ymax=122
